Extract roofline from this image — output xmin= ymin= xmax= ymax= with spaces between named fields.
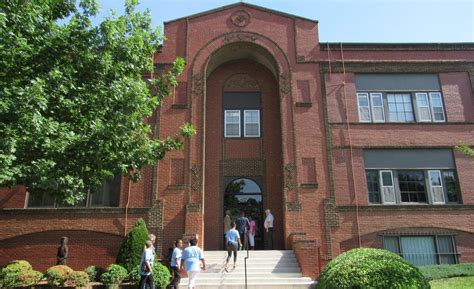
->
xmin=321 ymin=42 xmax=474 ymax=51
xmin=164 ymin=2 xmax=318 ymax=25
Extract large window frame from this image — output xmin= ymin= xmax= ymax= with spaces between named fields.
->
xmin=366 ymin=169 xmax=460 ymax=205
xmin=357 ymin=91 xmax=446 ymax=123
xmin=224 ymin=109 xmax=261 ymax=138
xmin=383 ymin=235 xmax=459 ymax=266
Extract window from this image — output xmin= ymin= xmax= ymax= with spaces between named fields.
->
xmin=224 ymin=110 xmax=261 ymax=138
xmin=366 ymin=169 xmax=460 ymax=205
xmin=355 ymin=74 xmax=446 ymax=123
xmin=387 ymin=94 xmax=414 ymax=122
xmin=356 ymin=92 xmax=445 ymax=123
xmin=384 ymin=235 xmax=458 ymax=266
xmin=244 ymin=110 xmax=260 ymax=137
xmin=27 ymin=176 xmax=121 ymax=208
xmin=224 ymin=110 xmax=241 ymax=138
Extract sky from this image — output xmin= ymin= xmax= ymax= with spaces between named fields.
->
xmin=93 ymin=0 xmax=474 ymax=43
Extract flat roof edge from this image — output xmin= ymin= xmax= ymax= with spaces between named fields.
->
xmin=321 ymin=42 xmax=474 ymax=51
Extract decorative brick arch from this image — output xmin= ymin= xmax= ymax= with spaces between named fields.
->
xmin=190 ymin=31 xmax=291 ymax=81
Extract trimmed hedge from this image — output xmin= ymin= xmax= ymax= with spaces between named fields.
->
xmin=129 ymin=261 xmax=171 ymax=288
xmin=100 ymin=264 xmax=128 ymax=286
xmin=116 ymin=218 xmax=149 ymax=272
xmin=0 ymin=260 xmax=43 ymax=288
xmin=317 ymin=248 xmax=430 ymax=289
xmin=420 ymin=263 xmax=474 ymax=281
xmin=45 ymin=265 xmax=74 ymax=286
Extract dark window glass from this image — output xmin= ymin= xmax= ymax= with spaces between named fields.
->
xmin=437 ymin=236 xmax=457 ymax=264
xmin=397 ymin=170 xmax=427 ymax=203
xmin=384 ymin=236 xmax=401 ymax=255
xmin=366 ymin=170 xmax=381 ymax=203
xmin=443 ymin=171 xmax=460 ymax=203
xmin=90 ymin=175 xmax=121 ymax=207
xmin=27 ymin=191 xmax=55 ymax=207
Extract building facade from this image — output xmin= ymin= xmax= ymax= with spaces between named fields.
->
xmin=1 ymin=3 xmax=474 ymax=278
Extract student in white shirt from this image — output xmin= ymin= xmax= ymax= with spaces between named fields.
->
xmin=170 ymin=239 xmax=183 ymax=289
xmin=264 ymin=209 xmax=274 ymax=250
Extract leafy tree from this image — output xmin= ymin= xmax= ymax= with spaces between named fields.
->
xmin=116 ymin=218 xmax=149 ymax=272
xmin=456 ymin=142 xmax=474 ymax=158
xmin=0 ymin=0 xmax=195 ymax=204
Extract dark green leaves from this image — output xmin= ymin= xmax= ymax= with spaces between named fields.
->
xmin=0 ymin=0 xmax=194 ymax=204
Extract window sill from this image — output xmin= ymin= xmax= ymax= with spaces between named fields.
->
xmin=167 ymin=184 xmax=187 ymax=190
xmin=337 ymin=204 xmax=470 ymax=212
xmin=295 ymin=102 xmax=312 ymax=107
xmin=171 ymin=104 xmax=187 ymax=109
xmin=300 ymin=183 xmax=318 ymax=189
xmin=0 ymin=207 xmax=150 ymax=215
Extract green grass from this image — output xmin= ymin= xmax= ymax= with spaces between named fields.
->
xmin=429 ymin=276 xmax=474 ymax=289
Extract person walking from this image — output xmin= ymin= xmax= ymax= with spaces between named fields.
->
xmin=138 ymin=240 xmax=155 ymax=289
xmin=224 ymin=221 xmax=241 ymax=272
xmin=248 ymin=216 xmax=256 ymax=250
xmin=264 ymin=209 xmax=274 ymax=250
xmin=182 ymin=238 xmax=205 ymax=289
xmin=235 ymin=211 xmax=250 ymax=250
xmin=169 ymin=239 xmax=183 ymax=289
xmin=223 ymin=210 xmax=231 ymax=247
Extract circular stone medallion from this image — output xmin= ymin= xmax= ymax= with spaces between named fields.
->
xmin=231 ymin=10 xmax=251 ymax=27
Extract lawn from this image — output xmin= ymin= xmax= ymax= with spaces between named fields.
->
xmin=429 ymin=276 xmax=474 ymax=289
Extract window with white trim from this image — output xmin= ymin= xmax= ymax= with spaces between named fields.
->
xmin=356 ymin=91 xmax=446 ymax=123
xmin=244 ymin=110 xmax=260 ymax=137
xmin=224 ymin=110 xmax=241 ymax=138
xmin=366 ymin=169 xmax=460 ymax=205
xmin=384 ymin=235 xmax=458 ymax=266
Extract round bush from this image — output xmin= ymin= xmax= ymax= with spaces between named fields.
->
xmin=84 ymin=265 xmax=105 ymax=282
xmin=129 ymin=261 xmax=171 ymax=288
xmin=317 ymin=248 xmax=430 ymax=289
xmin=45 ymin=265 xmax=74 ymax=286
xmin=0 ymin=260 xmax=43 ymax=287
xmin=70 ymin=271 xmax=89 ymax=287
xmin=100 ymin=264 xmax=128 ymax=286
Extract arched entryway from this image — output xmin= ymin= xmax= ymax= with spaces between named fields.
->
xmin=202 ymin=41 xmax=284 ymax=250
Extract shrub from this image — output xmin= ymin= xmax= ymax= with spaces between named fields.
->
xmin=129 ymin=261 xmax=172 ymax=288
xmin=70 ymin=271 xmax=89 ymax=287
xmin=420 ymin=263 xmax=474 ymax=280
xmin=153 ymin=261 xmax=171 ymax=289
xmin=317 ymin=248 xmax=430 ymax=289
xmin=116 ymin=218 xmax=149 ymax=272
xmin=45 ymin=265 xmax=73 ymax=287
xmin=100 ymin=264 xmax=128 ymax=286
xmin=84 ymin=265 xmax=106 ymax=282
xmin=0 ymin=260 xmax=43 ymax=287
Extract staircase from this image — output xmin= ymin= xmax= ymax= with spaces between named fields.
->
xmin=178 ymin=250 xmax=316 ymax=289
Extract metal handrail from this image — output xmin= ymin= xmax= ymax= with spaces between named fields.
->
xmin=244 ymin=227 xmax=249 ymax=289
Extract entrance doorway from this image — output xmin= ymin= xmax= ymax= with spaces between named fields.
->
xmin=223 ymin=178 xmax=264 ymax=249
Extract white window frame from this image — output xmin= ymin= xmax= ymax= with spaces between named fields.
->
xmin=357 ymin=93 xmax=371 ymax=122
xmin=243 ymin=110 xmax=260 ymax=137
xmin=415 ymin=93 xmax=432 ymax=122
xmin=379 ymin=170 xmax=396 ymax=204
xmin=370 ymin=92 xmax=385 ymax=122
xmin=429 ymin=92 xmax=446 ymax=122
xmin=428 ymin=170 xmax=446 ymax=204
xmin=224 ymin=110 xmax=241 ymax=138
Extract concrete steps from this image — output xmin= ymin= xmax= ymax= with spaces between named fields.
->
xmin=178 ymin=250 xmax=316 ymax=289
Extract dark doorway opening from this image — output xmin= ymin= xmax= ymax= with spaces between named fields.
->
xmin=223 ymin=178 xmax=264 ymax=249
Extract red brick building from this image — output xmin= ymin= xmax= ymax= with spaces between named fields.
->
xmin=1 ymin=3 xmax=474 ymax=279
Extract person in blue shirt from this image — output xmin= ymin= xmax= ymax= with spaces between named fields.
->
xmin=169 ymin=239 xmax=183 ymax=289
xmin=224 ymin=221 xmax=241 ymax=272
xmin=139 ymin=240 xmax=155 ymax=289
xmin=182 ymin=237 xmax=205 ymax=289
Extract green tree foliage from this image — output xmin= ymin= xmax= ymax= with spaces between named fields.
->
xmin=100 ymin=264 xmax=128 ymax=286
xmin=317 ymin=248 xmax=430 ymax=289
xmin=0 ymin=0 xmax=195 ymax=204
xmin=116 ymin=218 xmax=149 ymax=272
xmin=456 ymin=142 xmax=474 ymax=158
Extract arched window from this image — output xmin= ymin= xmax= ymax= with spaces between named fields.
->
xmin=225 ymin=178 xmax=262 ymax=207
